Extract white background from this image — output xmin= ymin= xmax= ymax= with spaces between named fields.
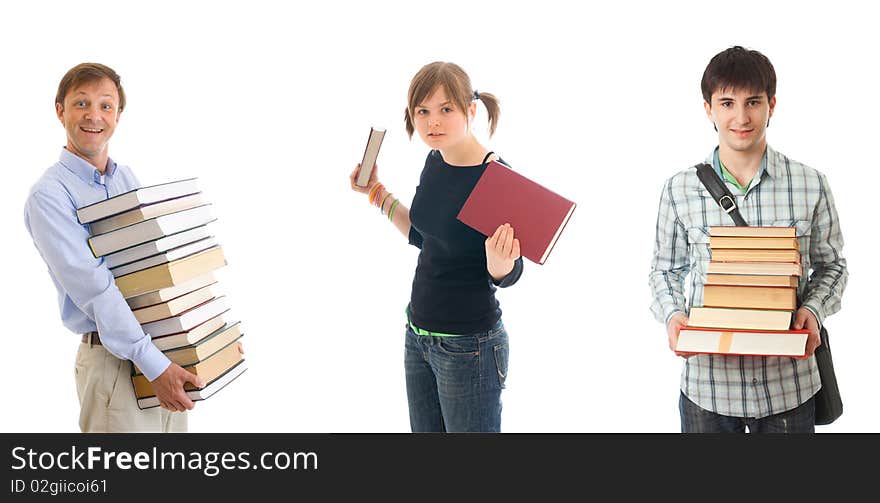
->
xmin=2 ymin=0 xmax=877 ymax=432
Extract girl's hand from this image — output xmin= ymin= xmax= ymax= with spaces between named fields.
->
xmin=486 ymin=223 xmax=520 ymax=282
xmin=350 ymin=163 xmax=380 ymax=195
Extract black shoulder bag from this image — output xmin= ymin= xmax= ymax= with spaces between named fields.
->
xmin=694 ymin=163 xmax=842 ymax=425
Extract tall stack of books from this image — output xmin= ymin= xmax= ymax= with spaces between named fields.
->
xmin=676 ymin=226 xmax=809 ymax=357
xmin=77 ymin=179 xmax=247 ymax=409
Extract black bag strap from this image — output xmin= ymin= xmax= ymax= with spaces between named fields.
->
xmin=695 ymin=163 xmax=748 ymax=226
xmin=481 ymin=151 xmax=495 ymax=166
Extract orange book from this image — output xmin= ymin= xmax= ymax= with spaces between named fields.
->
xmin=709 ymin=236 xmax=798 ymax=250
xmin=114 ymin=246 xmax=226 ymax=298
xmin=705 ymin=274 xmax=798 ymax=288
xmin=131 ymin=338 xmax=243 ymax=399
xmin=711 ymin=248 xmax=800 ymax=263
xmin=703 ymin=285 xmax=797 ymax=311
xmin=709 ymin=226 xmax=795 ymax=238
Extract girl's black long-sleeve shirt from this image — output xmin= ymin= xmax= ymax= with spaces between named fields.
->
xmin=407 ymin=150 xmax=523 ymax=334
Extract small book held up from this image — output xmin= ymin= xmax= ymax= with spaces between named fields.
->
xmin=457 ymin=160 xmax=576 ymax=265
xmin=355 ymin=127 xmax=386 ymax=187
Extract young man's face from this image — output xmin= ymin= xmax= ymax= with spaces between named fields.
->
xmin=55 ymin=77 xmax=121 ymax=168
xmin=704 ymin=87 xmax=776 ymax=155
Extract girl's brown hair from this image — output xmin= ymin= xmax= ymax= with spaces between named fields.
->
xmin=404 ymin=61 xmax=499 ymax=138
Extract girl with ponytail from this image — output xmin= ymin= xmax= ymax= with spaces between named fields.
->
xmin=349 ymin=61 xmax=522 ymax=432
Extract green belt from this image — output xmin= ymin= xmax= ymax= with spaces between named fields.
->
xmin=406 ymin=307 xmax=463 ymax=337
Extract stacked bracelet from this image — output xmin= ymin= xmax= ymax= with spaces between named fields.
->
xmin=366 ymin=182 xmax=399 ymax=221
xmin=379 ymin=192 xmax=392 ymax=213
xmin=368 ymin=183 xmax=384 ymax=206
xmin=388 ymin=198 xmax=400 ymax=221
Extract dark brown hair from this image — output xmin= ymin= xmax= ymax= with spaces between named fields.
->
xmin=55 ymin=62 xmax=126 ymax=112
xmin=701 ymin=46 xmax=776 ymax=104
xmin=404 ymin=61 xmax=499 ymax=138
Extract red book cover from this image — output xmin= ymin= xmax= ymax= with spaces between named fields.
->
xmin=457 ymin=161 xmax=576 ymax=265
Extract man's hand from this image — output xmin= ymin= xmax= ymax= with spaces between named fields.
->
xmin=667 ymin=312 xmax=697 ymax=358
xmin=793 ymin=307 xmax=821 ymax=358
xmin=486 ymin=224 xmax=520 ymax=282
xmin=151 ymin=363 xmax=205 ymax=412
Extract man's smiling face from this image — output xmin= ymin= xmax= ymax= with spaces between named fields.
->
xmin=56 ymin=77 xmax=120 ymax=169
xmin=705 ymin=87 xmax=775 ymax=156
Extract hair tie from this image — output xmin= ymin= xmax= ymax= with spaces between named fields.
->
xmin=472 ymin=90 xmax=480 ymax=101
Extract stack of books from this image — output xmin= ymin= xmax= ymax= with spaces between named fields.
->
xmin=676 ymin=226 xmax=809 ymax=357
xmin=77 ymin=179 xmax=247 ymax=409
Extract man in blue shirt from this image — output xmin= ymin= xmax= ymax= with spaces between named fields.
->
xmin=24 ymin=63 xmax=203 ymax=432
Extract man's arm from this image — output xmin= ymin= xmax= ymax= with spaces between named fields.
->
xmin=25 ymin=187 xmax=202 ymax=409
xmin=648 ymin=178 xmax=690 ymax=326
xmin=800 ymin=172 xmax=848 ymax=327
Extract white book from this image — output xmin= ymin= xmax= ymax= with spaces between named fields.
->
xmin=131 ymin=284 xmax=218 ymax=324
xmin=707 ymin=261 xmax=802 ymax=276
xmin=356 ymin=127 xmax=386 ymax=187
xmin=105 ymin=226 xmax=211 ymax=269
xmin=151 ymin=313 xmax=227 ymax=351
xmin=77 ymin=178 xmax=200 ymax=224
xmin=688 ymin=307 xmax=793 ymax=331
xmin=676 ymin=327 xmax=808 ymax=357
xmin=88 ymin=204 xmax=214 ymax=257
xmin=137 ymin=360 xmax=247 ymax=410
xmin=141 ymin=296 xmax=228 ymax=338
xmin=89 ymin=193 xmax=204 ymax=235
xmin=125 ymin=271 xmax=216 ymax=307
xmin=110 ymin=237 xmax=217 ymax=277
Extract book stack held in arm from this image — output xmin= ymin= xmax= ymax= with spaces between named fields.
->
xmin=676 ymin=226 xmax=809 ymax=357
xmin=77 ymin=178 xmax=247 ymax=409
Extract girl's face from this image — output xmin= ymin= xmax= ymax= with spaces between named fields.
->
xmin=412 ymin=86 xmax=476 ymax=151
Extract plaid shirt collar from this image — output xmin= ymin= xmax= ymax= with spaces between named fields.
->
xmin=708 ymin=145 xmax=775 ymax=192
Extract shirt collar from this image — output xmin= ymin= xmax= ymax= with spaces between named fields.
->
xmin=706 ymin=145 xmax=774 ymax=194
xmin=762 ymin=145 xmax=779 ymax=178
xmin=58 ymin=147 xmax=117 ymax=185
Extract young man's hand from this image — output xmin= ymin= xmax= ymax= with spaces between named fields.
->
xmin=667 ymin=312 xmax=697 ymax=358
xmin=793 ymin=307 xmax=821 ymax=358
xmin=152 ymin=363 xmax=205 ymax=412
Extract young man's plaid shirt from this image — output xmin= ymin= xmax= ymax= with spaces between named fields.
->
xmin=649 ymin=145 xmax=847 ymax=418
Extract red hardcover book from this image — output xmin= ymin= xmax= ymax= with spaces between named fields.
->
xmin=456 ymin=161 xmax=576 ymax=265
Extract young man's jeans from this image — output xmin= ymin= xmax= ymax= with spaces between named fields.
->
xmin=404 ymin=320 xmax=509 ymax=432
xmin=680 ymin=392 xmax=815 ymax=433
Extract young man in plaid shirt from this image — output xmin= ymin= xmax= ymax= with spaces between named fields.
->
xmin=649 ymin=46 xmax=847 ymax=433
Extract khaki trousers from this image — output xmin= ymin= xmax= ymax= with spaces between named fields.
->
xmin=74 ymin=342 xmax=187 ymax=432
